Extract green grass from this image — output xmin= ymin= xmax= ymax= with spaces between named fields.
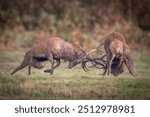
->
xmin=0 ymin=49 xmax=150 ymax=99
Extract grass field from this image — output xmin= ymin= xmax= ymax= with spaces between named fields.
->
xmin=0 ymin=49 xmax=150 ymax=99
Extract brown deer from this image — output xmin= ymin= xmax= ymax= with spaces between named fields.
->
xmin=92 ymin=32 xmax=137 ymax=77
xmin=11 ymin=37 xmax=103 ymax=75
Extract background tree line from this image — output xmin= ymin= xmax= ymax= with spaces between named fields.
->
xmin=0 ymin=0 xmax=149 ymax=50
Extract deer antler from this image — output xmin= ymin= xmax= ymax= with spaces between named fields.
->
xmin=81 ymin=54 xmax=106 ymax=72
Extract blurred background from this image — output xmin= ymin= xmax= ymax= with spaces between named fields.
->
xmin=0 ymin=0 xmax=149 ymax=51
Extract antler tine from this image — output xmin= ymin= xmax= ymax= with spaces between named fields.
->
xmin=82 ymin=54 xmax=106 ymax=70
xmin=81 ymin=61 xmax=90 ymax=72
xmin=87 ymin=42 xmax=104 ymax=55
xmin=91 ymin=59 xmax=106 ymax=69
xmin=89 ymin=53 xmax=106 ymax=69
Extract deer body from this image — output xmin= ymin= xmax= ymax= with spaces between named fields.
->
xmin=11 ymin=37 xmax=89 ymax=75
xmin=102 ymin=32 xmax=136 ymax=77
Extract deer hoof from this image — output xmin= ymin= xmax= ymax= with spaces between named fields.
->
xmin=44 ymin=69 xmax=50 ymax=73
xmin=49 ymin=70 xmax=53 ymax=75
xmin=44 ymin=69 xmax=53 ymax=75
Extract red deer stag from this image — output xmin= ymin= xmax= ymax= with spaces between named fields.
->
xmin=93 ymin=32 xmax=137 ymax=77
xmin=11 ymin=37 xmax=103 ymax=75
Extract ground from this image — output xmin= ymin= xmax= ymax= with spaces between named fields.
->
xmin=0 ymin=49 xmax=150 ymax=99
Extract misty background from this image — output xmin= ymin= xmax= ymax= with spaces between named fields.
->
xmin=0 ymin=0 xmax=149 ymax=51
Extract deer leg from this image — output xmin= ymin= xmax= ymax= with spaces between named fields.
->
xmin=44 ymin=54 xmax=54 ymax=75
xmin=124 ymin=57 xmax=136 ymax=77
xmin=44 ymin=59 xmax=60 ymax=73
xmin=105 ymin=53 xmax=115 ymax=76
xmin=102 ymin=63 xmax=108 ymax=76
xmin=107 ymin=54 xmax=115 ymax=76
xmin=123 ymin=52 xmax=137 ymax=77
xmin=52 ymin=59 xmax=60 ymax=70
xmin=28 ymin=58 xmax=33 ymax=75
xmin=11 ymin=53 xmax=31 ymax=75
xmin=102 ymin=70 xmax=106 ymax=76
xmin=103 ymin=54 xmax=109 ymax=76
xmin=28 ymin=65 xmax=32 ymax=75
xmin=98 ymin=54 xmax=107 ymax=76
xmin=102 ymin=64 xmax=107 ymax=76
xmin=11 ymin=62 xmax=29 ymax=75
xmin=44 ymin=54 xmax=55 ymax=75
xmin=28 ymin=57 xmax=33 ymax=75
